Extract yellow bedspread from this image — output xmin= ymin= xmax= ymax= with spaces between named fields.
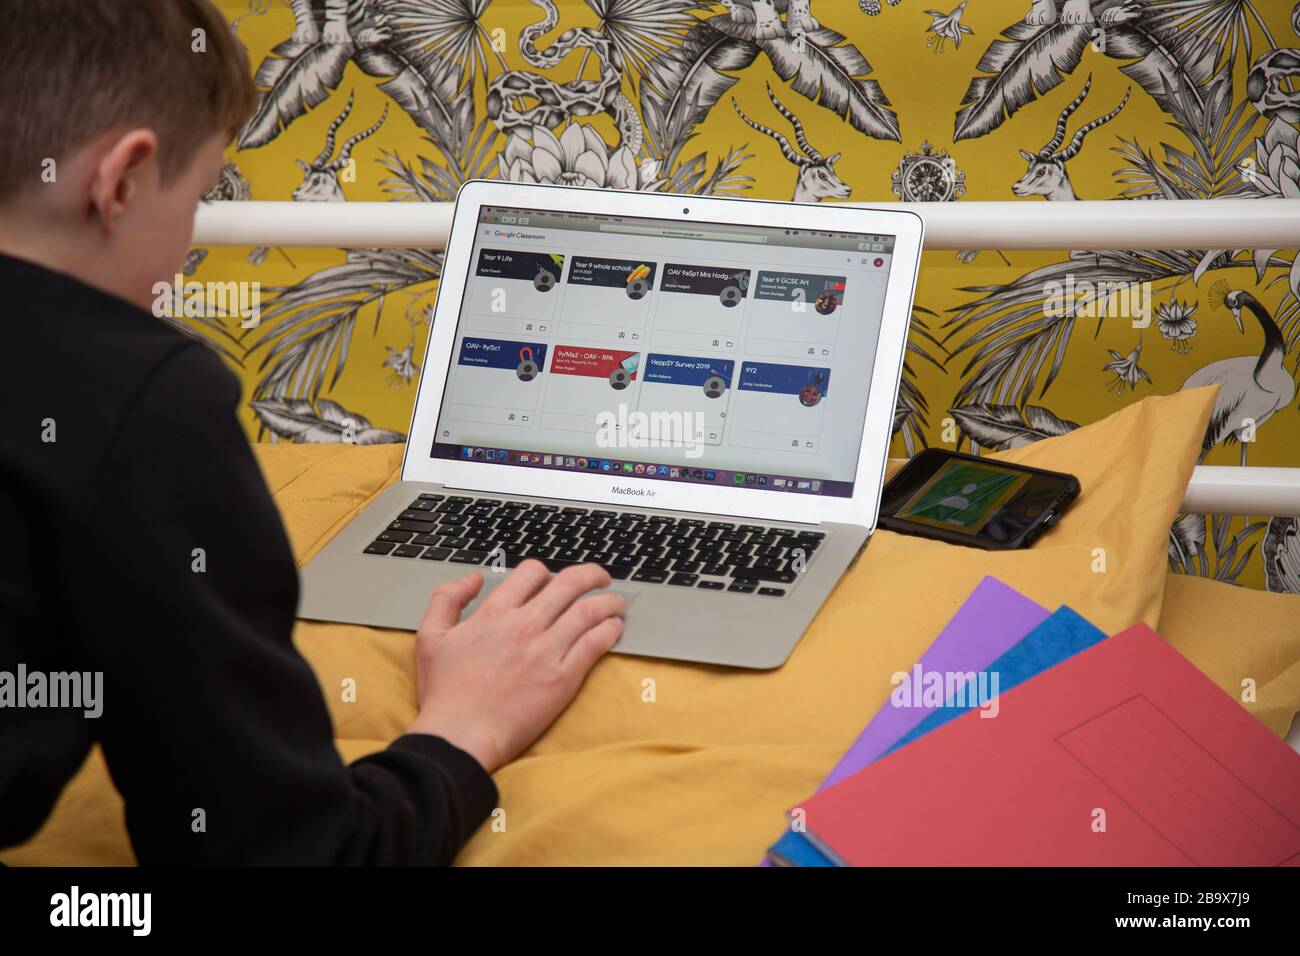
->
xmin=8 ymin=388 xmax=1299 ymax=866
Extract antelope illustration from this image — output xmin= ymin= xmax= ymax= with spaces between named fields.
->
xmin=732 ymin=85 xmax=850 ymax=203
xmin=1012 ymin=75 xmax=1130 ymax=200
xmin=292 ymin=93 xmax=389 ymax=202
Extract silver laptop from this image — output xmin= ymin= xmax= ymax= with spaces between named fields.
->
xmin=299 ymin=182 xmax=923 ymax=669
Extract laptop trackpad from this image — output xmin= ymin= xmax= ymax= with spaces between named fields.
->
xmin=469 ymin=578 xmax=638 ymax=611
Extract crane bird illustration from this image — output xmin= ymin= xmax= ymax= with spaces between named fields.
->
xmin=1182 ymin=283 xmax=1296 ymax=466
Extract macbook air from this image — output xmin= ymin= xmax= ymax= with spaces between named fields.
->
xmin=298 ymin=181 xmax=923 ymax=668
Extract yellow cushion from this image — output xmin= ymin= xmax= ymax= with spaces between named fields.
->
xmin=1159 ymin=573 xmax=1300 ymax=738
xmin=9 ymin=385 xmax=1300 ymax=866
xmin=295 ymin=386 xmax=1222 ymax=752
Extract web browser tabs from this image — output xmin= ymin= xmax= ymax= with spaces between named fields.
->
xmin=478 ymin=206 xmax=895 ymax=253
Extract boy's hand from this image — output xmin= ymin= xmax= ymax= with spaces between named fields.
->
xmin=406 ymin=560 xmax=626 ymax=773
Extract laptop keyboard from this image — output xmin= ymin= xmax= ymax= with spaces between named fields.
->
xmin=362 ymin=494 xmax=825 ymax=596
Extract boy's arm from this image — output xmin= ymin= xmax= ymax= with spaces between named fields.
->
xmin=70 ymin=343 xmax=495 ymax=864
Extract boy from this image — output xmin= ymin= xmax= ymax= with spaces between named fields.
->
xmin=0 ymin=0 xmax=625 ymax=864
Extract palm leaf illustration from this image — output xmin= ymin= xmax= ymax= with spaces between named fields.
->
xmin=894 ymin=307 xmax=947 ymax=456
xmin=239 ymin=4 xmax=472 ymax=153
xmin=237 ymin=38 xmax=355 ymax=150
xmin=1145 ymin=0 xmax=1279 ymax=74
xmin=1212 ymin=512 xmax=1267 ymax=583
xmin=379 ymin=148 xmax=451 ymax=203
xmin=651 ymin=145 xmax=754 ymax=195
xmin=640 ymin=19 xmax=759 ymax=169
xmin=1108 ymin=74 xmax=1299 ymax=347
xmin=1262 ymin=516 xmax=1300 ymax=594
xmin=245 ymin=248 xmax=443 ymax=402
xmin=948 ymin=403 xmax=1081 ymax=451
xmin=353 ymin=43 xmax=470 ymax=150
xmin=250 ymin=398 xmax=406 ymax=444
xmin=1113 ymin=86 xmax=1258 ymax=200
xmin=1168 ymin=512 xmax=1207 ymax=575
xmin=954 ymin=20 xmax=1092 ymax=141
xmin=943 ymin=251 xmax=1198 ymax=408
xmin=745 ymin=23 xmax=901 ymax=142
xmin=587 ymin=0 xmax=709 ymax=93
xmin=380 ymin=117 xmax=500 ymax=202
xmin=380 ymin=0 xmax=506 ymax=91
xmin=1170 ymin=512 xmax=1266 ymax=582
xmin=1097 ymin=17 xmax=1216 ymax=118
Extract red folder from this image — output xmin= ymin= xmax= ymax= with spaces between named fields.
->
xmin=799 ymin=624 xmax=1300 ymax=866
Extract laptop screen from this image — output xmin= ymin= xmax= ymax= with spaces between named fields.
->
xmin=429 ymin=204 xmax=898 ymax=499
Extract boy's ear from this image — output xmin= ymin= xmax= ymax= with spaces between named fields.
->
xmin=88 ymin=129 xmax=159 ymax=236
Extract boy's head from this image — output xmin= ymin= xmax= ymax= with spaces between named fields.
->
xmin=0 ymin=0 xmax=257 ymax=307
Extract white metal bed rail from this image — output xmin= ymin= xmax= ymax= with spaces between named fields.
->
xmin=193 ymin=198 xmax=1300 ymax=250
xmin=191 ymin=199 xmax=1300 ymax=516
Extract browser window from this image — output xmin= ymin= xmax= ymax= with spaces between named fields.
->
xmin=430 ymin=205 xmax=897 ymax=498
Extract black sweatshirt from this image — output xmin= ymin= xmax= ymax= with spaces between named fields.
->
xmin=0 ymin=252 xmax=496 ymax=864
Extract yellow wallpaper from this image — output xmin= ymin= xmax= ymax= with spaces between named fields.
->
xmin=192 ymin=0 xmax=1300 ymax=591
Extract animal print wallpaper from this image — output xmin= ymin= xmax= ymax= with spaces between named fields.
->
xmin=190 ymin=0 xmax=1300 ymax=592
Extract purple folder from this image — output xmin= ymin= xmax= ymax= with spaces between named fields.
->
xmin=820 ymin=576 xmax=1049 ymax=790
xmin=761 ymin=576 xmax=1049 ymax=865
